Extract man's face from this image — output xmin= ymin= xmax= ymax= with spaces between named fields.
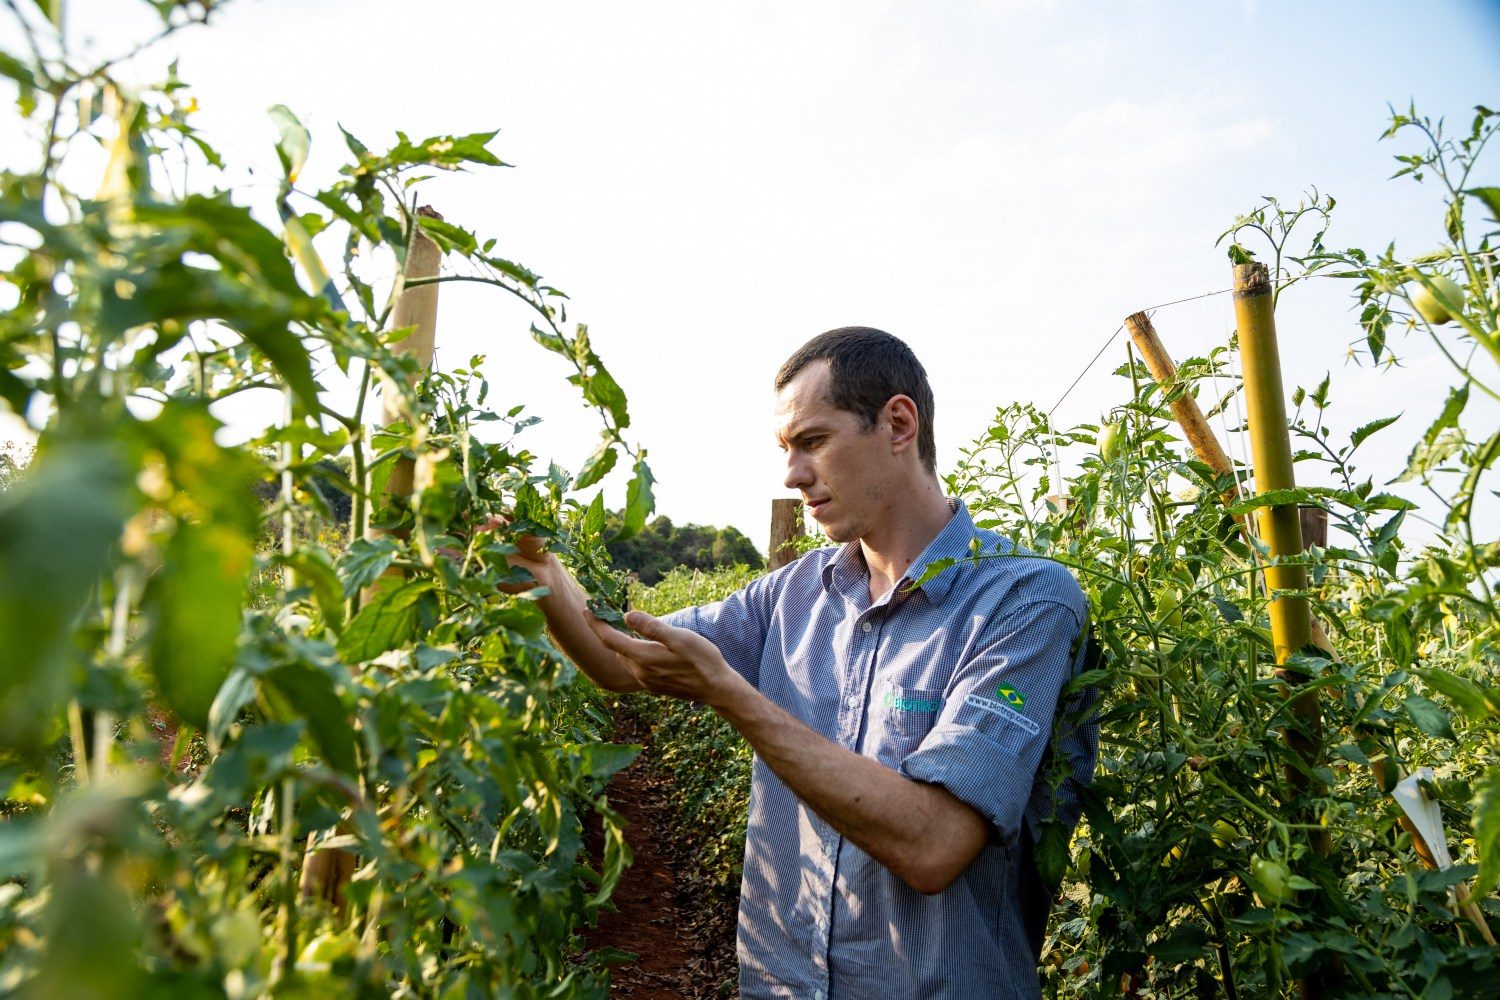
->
xmin=774 ymin=361 xmax=892 ymax=544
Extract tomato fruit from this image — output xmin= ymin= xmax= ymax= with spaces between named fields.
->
xmin=1410 ymin=274 xmax=1463 ymax=324
xmin=1250 ymin=856 xmax=1292 ymax=904
xmin=1097 ymin=421 xmax=1124 ymax=461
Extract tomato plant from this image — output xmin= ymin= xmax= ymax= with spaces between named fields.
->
xmin=946 ymin=105 xmax=1500 ymax=998
xmin=0 ymin=2 xmax=653 ymax=995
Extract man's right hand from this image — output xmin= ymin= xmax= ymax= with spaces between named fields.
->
xmin=477 ymin=514 xmax=556 ymax=595
xmin=478 ymin=513 xmax=643 ymax=694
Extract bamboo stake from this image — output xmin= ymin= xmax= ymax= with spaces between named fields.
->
xmin=1124 ymin=311 xmax=1341 ymax=653
xmin=1397 ymin=808 xmax=1498 ymax=945
xmin=1233 ymin=260 xmax=1333 ymax=1000
xmin=1124 ymin=311 xmax=1236 ymax=485
xmin=1231 ymin=264 xmax=1314 ymax=663
xmin=768 ymin=499 xmax=805 ymax=571
xmin=1132 ymin=287 xmax=1492 ymax=954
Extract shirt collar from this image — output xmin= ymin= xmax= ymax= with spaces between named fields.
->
xmin=819 ymin=498 xmax=980 ymax=606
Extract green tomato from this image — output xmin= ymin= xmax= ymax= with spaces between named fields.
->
xmin=297 ymin=931 xmax=356 ymax=972
xmin=1250 ymin=856 xmax=1292 ymax=905
xmin=1410 ymin=274 xmax=1464 ymax=325
xmin=1154 ymin=587 xmax=1184 ymax=629
xmin=1211 ymin=820 xmax=1241 ymax=849
xmin=1097 ymin=421 xmax=1124 ymax=461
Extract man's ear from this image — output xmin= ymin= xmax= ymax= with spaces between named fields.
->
xmin=884 ymin=394 xmax=920 ymax=455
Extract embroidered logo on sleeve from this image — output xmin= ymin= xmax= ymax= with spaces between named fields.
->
xmin=965 ymin=693 xmax=1040 ymax=735
xmin=995 ymin=684 xmax=1026 ymax=707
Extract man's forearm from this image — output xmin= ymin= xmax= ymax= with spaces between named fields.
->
xmin=708 ymin=678 xmax=987 ymax=895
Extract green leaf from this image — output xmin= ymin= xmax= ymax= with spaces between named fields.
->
xmin=1402 ymin=694 xmax=1456 ymax=741
xmin=1473 ymin=765 xmax=1500 ymax=896
xmin=145 ymin=522 xmax=255 ymax=729
xmin=1350 ymin=414 xmax=1400 ymax=449
xmin=280 ymin=548 xmax=346 ymax=633
xmin=614 ymin=459 xmax=655 ymax=542
xmin=577 ymin=743 xmax=639 ymax=780
xmin=576 ymin=350 xmax=630 ymax=430
xmin=122 ymin=197 xmax=325 ymax=412
xmin=1212 ymin=596 xmax=1244 ymax=624
xmin=339 ymin=536 xmax=401 ymax=598
xmin=1384 ymin=615 xmax=1416 ymax=668
xmin=417 ymin=214 xmax=477 ymax=256
xmin=1033 ymin=821 xmax=1072 ymax=889
xmin=354 ymin=130 xmax=509 ymax=175
xmin=582 ymin=491 xmax=608 ymax=538
xmin=337 ymin=579 xmax=433 ymax=662
xmin=1399 ymin=384 xmax=1468 ymax=482
xmin=1227 ymin=243 xmax=1256 ymax=264
xmin=1150 ymin=922 xmax=1209 ymax=965
xmin=206 ymin=668 xmax=256 ymax=751
xmin=263 ymin=662 xmax=357 ymax=775
xmin=28 ymin=0 xmax=61 ymax=28
xmin=268 ymin=104 xmax=310 ymax=182
xmin=1465 ymin=186 xmax=1500 ymax=226
xmin=1415 ymin=666 xmax=1496 ymax=721
xmin=1333 ymin=743 xmax=1371 ymax=765
xmin=574 ymin=439 xmax=617 ymax=491
xmin=0 ymin=442 xmax=130 ymax=750
xmin=1227 ymin=488 xmax=1311 ymax=515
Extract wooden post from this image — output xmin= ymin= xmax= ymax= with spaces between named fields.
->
xmin=768 ymin=499 xmax=804 ymax=570
xmin=371 ymin=207 xmax=444 ymax=512
xmin=303 ymin=209 xmax=444 ymax=913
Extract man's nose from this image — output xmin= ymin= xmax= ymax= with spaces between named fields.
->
xmin=784 ymin=453 xmax=812 ymax=491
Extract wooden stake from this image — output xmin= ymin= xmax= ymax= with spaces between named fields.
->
xmin=371 ymin=207 xmax=444 ymax=509
xmin=769 ymin=499 xmax=804 ymax=571
xmin=304 ymin=208 xmax=444 ymax=913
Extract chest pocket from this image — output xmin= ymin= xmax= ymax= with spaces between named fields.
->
xmin=867 ymin=681 xmax=944 ymax=766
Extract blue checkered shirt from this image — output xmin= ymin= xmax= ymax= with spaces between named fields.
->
xmin=665 ymin=500 xmax=1097 ymax=999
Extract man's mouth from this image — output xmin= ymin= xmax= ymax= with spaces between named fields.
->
xmin=805 ymin=498 xmax=829 ymax=518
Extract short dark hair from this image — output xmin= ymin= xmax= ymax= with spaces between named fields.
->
xmin=775 ymin=327 xmax=936 ymax=474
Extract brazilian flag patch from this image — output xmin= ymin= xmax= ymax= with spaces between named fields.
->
xmin=995 ymin=684 xmax=1026 ymax=707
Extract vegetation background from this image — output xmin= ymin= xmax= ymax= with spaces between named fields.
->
xmin=0 ymin=2 xmax=1496 ymax=999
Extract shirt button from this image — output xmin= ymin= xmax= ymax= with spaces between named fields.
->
xmin=846 ymin=695 xmax=859 ymax=708
xmin=815 ymin=991 xmax=825 ymax=1000
xmin=862 ymin=620 xmax=872 ymax=633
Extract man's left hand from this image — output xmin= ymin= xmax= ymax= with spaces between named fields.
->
xmin=591 ymin=611 xmax=744 ymax=705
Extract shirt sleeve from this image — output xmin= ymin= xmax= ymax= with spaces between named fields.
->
xmin=660 ymin=573 xmax=776 ymax=689
xmin=898 ymin=597 xmax=1083 ymax=840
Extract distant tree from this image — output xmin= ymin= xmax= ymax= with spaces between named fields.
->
xmin=0 ymin=441 xmax=33 ymax=494
xmin=605 ymin=513 xmax=764 ymax=585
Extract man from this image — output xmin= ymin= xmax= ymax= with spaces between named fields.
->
xmin=510 ymin=327 xmax=1096 ymax=999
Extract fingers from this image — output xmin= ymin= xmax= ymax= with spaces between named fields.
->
xmin=592 ymin=615 xmax=672 ymax=664
xmin=474 ymin=511 xmax=549 ymax=562
xmin=623 ymin=610 xmax=670 ymax=641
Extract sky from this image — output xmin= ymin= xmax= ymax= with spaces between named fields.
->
xmin=4 ymin=0 xmax=1499 ymax=551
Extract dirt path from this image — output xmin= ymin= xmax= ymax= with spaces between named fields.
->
xmin=584 ymin=715 xmax=738 ymax=998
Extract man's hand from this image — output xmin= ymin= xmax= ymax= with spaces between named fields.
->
xmin=474 ymin=514 xmax=556 ymax=595
xmin=471 ymin=514 xmax=643 ymax=693
xmin=592 ymin=611 xmax=748 ymax=704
